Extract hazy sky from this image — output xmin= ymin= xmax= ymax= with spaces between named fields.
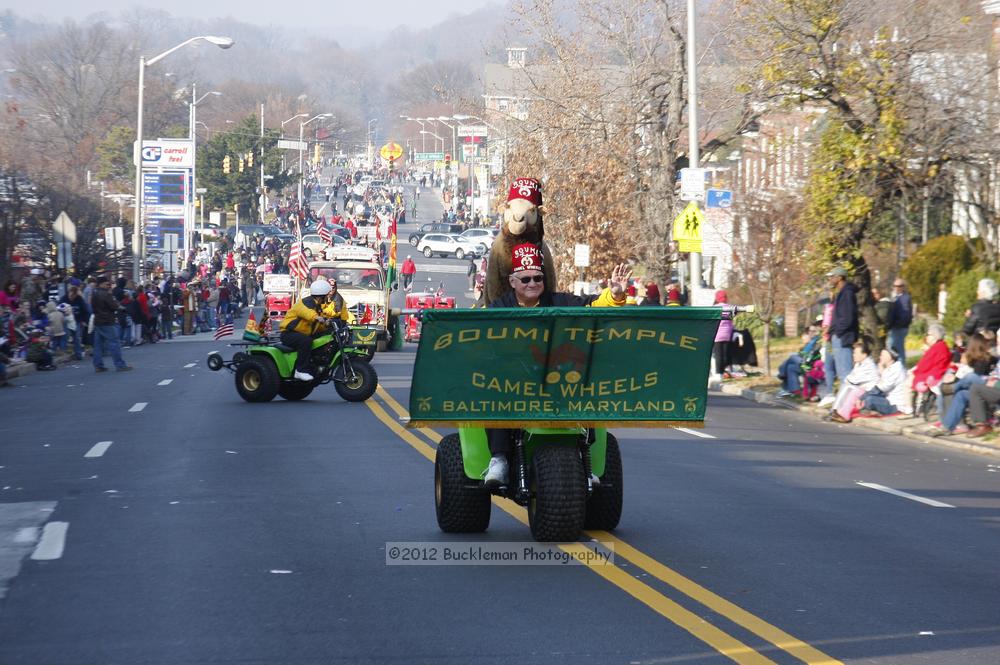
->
xmin=3 ymin=0 xmax=500 ymax=32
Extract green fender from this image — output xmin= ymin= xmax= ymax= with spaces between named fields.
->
xmin=247 ymin=334 xmax=336 ymax=379
xmin=457 ymin=426 xmax=608 ymax=481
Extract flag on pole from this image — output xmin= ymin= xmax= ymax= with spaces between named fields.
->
xmin=288 ymin=241 xmax=309 ymax=281
xmin=317 ymin=220 xmax=332 ymax=245
xmin=387 ymin=215 xmax=398 ymax=286
xmin=243 ymin=310 xmax=261 ymax=342
xmin=214 ymin=321 xmax=235 ymax=340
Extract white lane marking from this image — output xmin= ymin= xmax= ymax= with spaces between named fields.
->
xmin=31 ymin=521 xmax=69 ymax=560
xmin=158 ymin=379 xmax=173 ymax=386
xmin=14 ymin=527 xmax=39 ymax=544
xmin=856 ymin=482 xmax=955 ymax=508
xmin=676 ymin=427 xmax=716 ymax=439
xmin=85 ymin=441 xmax=113 ymax=458
xmin=128 ymin=402 xmax=147 ymax=413
xmin=184 ymin=363 xmax=196 ymax=368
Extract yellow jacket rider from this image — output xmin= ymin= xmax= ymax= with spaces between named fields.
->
xmin=280 ymin=279 xmax=354 ymax=382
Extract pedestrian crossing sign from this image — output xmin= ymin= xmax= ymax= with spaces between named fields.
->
xmin=672 ymin=201 xmax=704 ymax=252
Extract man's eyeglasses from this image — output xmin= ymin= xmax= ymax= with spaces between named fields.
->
xmin=893 ymin=283 xmax=904 ymax=288
xmin=516 ymin=275 xmax=545 ymax=284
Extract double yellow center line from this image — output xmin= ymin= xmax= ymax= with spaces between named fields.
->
xmin=366 ymin=385 xmax=843 ymax=665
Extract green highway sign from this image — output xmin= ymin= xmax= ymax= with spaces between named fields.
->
xmin=414 ymin=152 xmax=445 ymax=161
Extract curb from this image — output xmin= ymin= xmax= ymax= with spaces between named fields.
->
xmin=710 ymin=380 xmax=1000 ymax=459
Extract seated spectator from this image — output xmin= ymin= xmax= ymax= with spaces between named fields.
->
xmin=928 ymin=333 xmax=1000 ymax=436
xmin=908 ymin=323 xmax=952 ymax=416
xmin=961 ymin=278 xmax=1000 ymax=335
xmin=964 ymin=378 xmax=1000 ymax=437
xmin=827 ymin=341 xmax=880 ymax=423
xmin=859 ymin=348 xmax=912 ymax=416
xmin=777 ymin=325 xmax=822 ymax=397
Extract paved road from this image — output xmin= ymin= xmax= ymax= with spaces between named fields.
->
xmin=2 ymin=329 xmax=1000 ymax=664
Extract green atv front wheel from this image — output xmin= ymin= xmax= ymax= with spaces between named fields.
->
xmin=333 ymin=360 xmax=378 ymax=402
xmin=235 ymin=357 xmax=280 ymax=403
xmin=528 ymin=444 xmax=587 ymax=542
xmin=435 ymin=434 xmax=491 ymax=532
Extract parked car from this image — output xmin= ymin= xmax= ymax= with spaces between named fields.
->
xmin=416 ymin=233 xmax=487 ymax=260
xmin=224 ymin=224 xmax=281 ymax=239
xmin=301 ymin=233 xmax=347 ymax=258
xmin=409 ymin=222 xmax=465 ymax=246
xmin=459 ymin=228 xmax=497 ymax=247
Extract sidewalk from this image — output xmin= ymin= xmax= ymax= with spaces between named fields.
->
xmin=709 ymin=378 xmax=1000 ymax=458
xmin=5 ymin=326 xmax=228 ymax=382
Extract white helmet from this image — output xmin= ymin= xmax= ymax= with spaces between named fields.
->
xmin=310 ymin=280 xmax=333 ymax=297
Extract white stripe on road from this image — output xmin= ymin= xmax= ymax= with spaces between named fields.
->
xmin=128 ymin=402 xmax=147 ymax=413
xmin=31 ymin=521 xmax=69 ymax=560
xmin=184 ymin=363 xmax=196 ymax=368
xmin=158 ymin=379 xmax=173 ymax=386
xmin=676 ymin=427 xmax=716 ymax=439
xmin=856 ymin=482 xmax=955 ymax=508
xmin=14 ymin=527 xmax=39 ymax=543
xmin=85 ymin=441 xmax=113 ymax=458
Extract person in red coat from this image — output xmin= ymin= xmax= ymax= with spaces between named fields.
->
xmin=401 ymin=255 xmax=417 ymax=291
xmin=909 ymin=322 xmax=952 ymax=414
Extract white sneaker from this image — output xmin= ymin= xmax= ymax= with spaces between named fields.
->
xmin=293 ymin=370 xmax=315 ymax=382
xmin=818 ymin=394 xmax=836 ymax=407
xmin=483 ymin=456 xmax=508 ymax=488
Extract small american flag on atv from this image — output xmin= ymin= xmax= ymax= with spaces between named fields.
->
xmin=213 ymin=322 xmax=234 ymax=340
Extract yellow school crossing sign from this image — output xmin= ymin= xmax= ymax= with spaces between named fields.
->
xmin=672 ymin=201 xmax=704 ymax=253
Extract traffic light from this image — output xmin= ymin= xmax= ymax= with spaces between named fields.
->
xmin=223 ymin=155 xmax=231 ymax=174
xmin=388 ymin=156 xmax=395 ymax=173
xmin=246 ymin=151 xmax=253 ymax=168
xmin=445 ymin=153 xmax=452 ymax=170
xmin=238 ymin=157 xmax=245 ymax=173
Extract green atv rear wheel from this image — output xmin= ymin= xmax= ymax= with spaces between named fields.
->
xmin=528 ymin=444 xmax=587 ymax=542
xmin=235 ymin=357 xmax=280 ymax=403
xmin=584 ymin=433 xmax=623 ymax=530
xmin=435 ymin=434 xmax=491 ymax=533
xmin=278 ymin=382 xmax=314 ymax=401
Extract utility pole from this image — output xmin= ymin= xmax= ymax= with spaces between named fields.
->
xmin=260 ymin=103 xmax=265 ymax=223
xmin=686 ymin=0 xmax=702 ymax=298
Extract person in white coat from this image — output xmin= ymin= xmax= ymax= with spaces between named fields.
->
xmin=859 ymin=348 xmax=912 ymax=417
xmin=828 ymin=341 xmax=880 ymax=422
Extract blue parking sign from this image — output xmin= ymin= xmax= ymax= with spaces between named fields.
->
xmin=706 ymin=189 xmax=733 ymax=208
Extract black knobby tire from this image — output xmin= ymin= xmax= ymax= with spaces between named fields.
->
xmin=435 ymin=434 xmax=491 ymax=533
xmin=278 ymin=382 xmax=314 ymax=401
xmin=234 ymin=357 xmax=280 ymax=403
xmin=528 ymin=444 xmax=587 ymax=542
xmin=333 ymin=359 xmax=378 ymax=402
xmin=584 ymin=433 xmax=623 ymax=531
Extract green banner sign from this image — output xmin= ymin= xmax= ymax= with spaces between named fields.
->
xmin=414 ymin=152 xmax=445 ymax=161
xmin=408 ymin=307 xmax=723 ymax=428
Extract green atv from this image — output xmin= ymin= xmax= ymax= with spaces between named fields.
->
xmin=409 ymin=305 xmax=744 ymax=542
xmin=435 ymin=426 xmax=622 ymax=542
xmin=207 ymin=325 xmax=378 ymax=403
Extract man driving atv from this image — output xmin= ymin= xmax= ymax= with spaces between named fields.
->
xmin=280 ymin=279 xmax=354 ymax=382
xmin=483 ymin=243 xmax=632 ymax=487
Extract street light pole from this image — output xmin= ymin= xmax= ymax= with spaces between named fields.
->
xmin=298 ymin=113 xmax=333 ymax=204
xmin=281 ymin=113 xmax=308 ymax=173
xmin=189 ymin=85 xmax=221 ymax=250
xmin=436 ymin=117 xmax=459 ymax=206
xmin=132 ymin=35 xmax=234 ymax=283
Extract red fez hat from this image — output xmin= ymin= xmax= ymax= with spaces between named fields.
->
xmin=511 ymin=243 xmax=544 ymax=273
xmin=507 ymin=177 xmax=543 ymax=206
